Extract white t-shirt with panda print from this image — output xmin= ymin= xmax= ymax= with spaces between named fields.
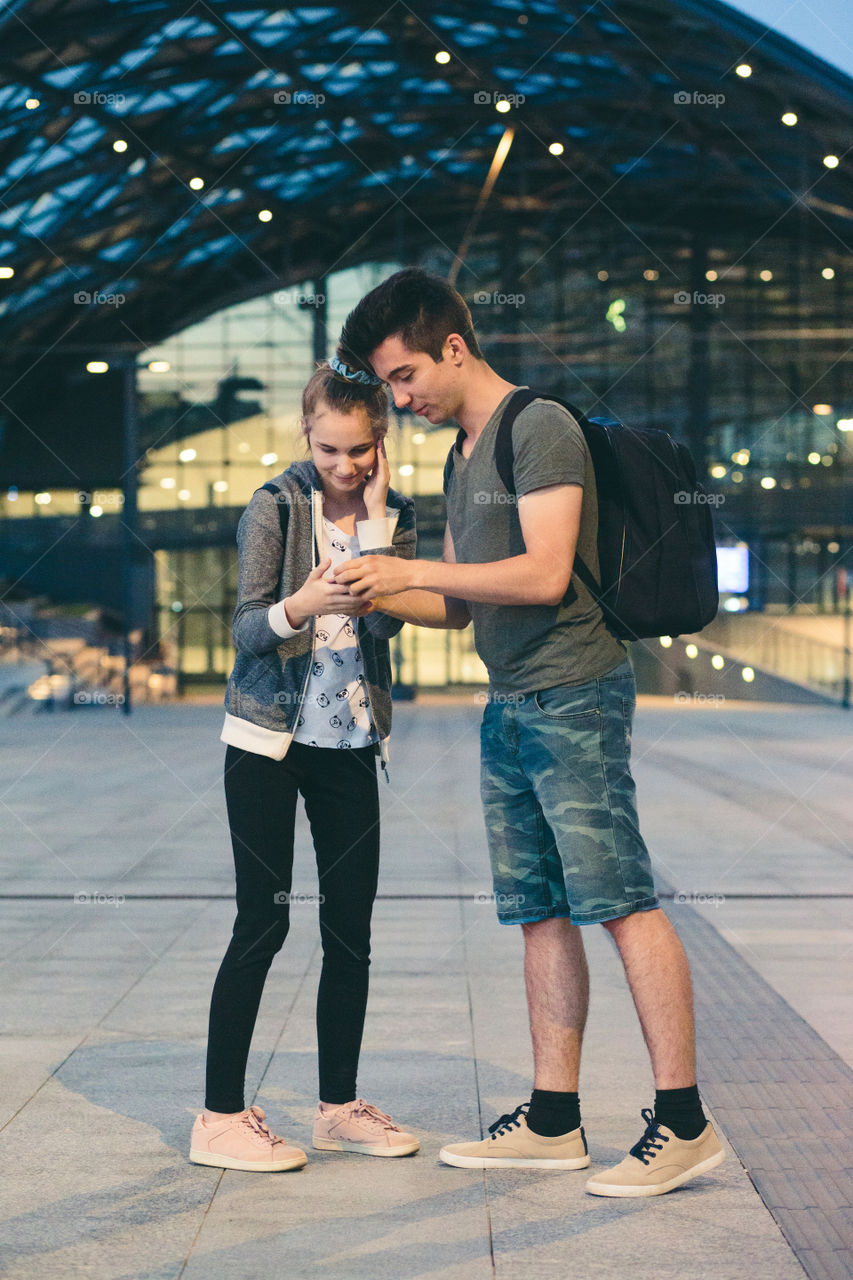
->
xmin=292 ymin=517 xmax=378 ymax=750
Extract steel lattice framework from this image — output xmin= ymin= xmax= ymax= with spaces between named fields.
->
xmin=0 ymin=0 xmax=850 ymax=365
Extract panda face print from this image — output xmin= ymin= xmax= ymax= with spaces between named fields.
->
xmin=336 ymin=740 xmax=352 ymax=748
xmin=316 ymin=692 xmax=330 ymax=707
xmin=329 ymin=714 xmax=342 ymax=728
xmin=312 ymin=660 xmax=324 ymax=677
xmin=347 ymin=717 xmax=357 ymax=732
xmin=354 ymin=649 xmax=361 ymax=661
xmin=330 ymin=651 xmax=344 ymax=667
xmin=296 ymin=715 xmax=305 ymax=728
xmin=343 ymin=622 xmax=354 ymax=639
xmin=335 ymin=688 xmax=349 ymax=701
xmin=358 ymin=696 xmax=369 ymax=708
xmin=315 ymin=629 xmax=329 ymax=643
xmin=331 ymin=539 xmax=347 ymax=553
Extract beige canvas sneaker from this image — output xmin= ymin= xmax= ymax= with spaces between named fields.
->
xmin=190 ymin=1106 xmax=308 ymax=1172
xmin=585 ymin=1108 xmax=725 ymax=1197
xmin=439 ymin=1104 xmax=590 ymax=1170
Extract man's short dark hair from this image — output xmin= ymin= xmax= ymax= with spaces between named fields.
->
xmin=338 ymin=267 xmax=484 ymax=374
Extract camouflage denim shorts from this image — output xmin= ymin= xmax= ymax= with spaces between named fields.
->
xmin=480 ymin=658 xmax=659 ymax=926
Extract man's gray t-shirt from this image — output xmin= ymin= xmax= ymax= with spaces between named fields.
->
xmin=445 ymin=389 xmax=626 ymax=693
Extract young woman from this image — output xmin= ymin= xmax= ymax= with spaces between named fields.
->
xmin=190 ymin=356 xmax=418 ymax=1172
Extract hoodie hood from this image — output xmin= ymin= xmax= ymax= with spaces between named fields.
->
xmin=283 ymin=459 xmax=322 ymax=493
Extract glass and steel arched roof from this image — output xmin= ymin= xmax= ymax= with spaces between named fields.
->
xmin=0 ymin=0 xmax=850 ymax=362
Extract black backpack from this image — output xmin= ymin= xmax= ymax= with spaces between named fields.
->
xmin=443 ymin=389 xmax=719 ymax=641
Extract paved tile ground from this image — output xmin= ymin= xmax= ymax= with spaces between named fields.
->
xmin=0 ymin=694 xmax=851 ymax=1278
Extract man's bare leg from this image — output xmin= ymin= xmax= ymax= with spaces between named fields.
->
xmin=602 ymin=906 xmax=695 ymax=1087
xmin=521 ymin=916 xmax=589 ymax=1090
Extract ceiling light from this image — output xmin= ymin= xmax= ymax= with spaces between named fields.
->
xmin=781 ymin=112 xmax=797 ymax=126
xmin=735 ymin=64 xmax=752 ymax=77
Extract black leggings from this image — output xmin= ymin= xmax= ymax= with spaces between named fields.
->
xmin=205 ymin=742 xmax=380 ymax=1112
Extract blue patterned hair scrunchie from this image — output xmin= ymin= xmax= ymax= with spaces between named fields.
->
xmin=329 ymin=354 xmax=384 ymax=386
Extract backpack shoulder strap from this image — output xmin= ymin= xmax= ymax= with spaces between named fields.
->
xmin=443 ymin=428 xmax=466 ymax=496
xmin=260 ymin=481 xmax=289 ymax=544
xmin=494 ymin=390 xmax=600 ymax=598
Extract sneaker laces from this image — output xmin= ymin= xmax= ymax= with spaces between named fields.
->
xmin=239 ymin=1106 xmax=279 ymax=1149
xmin=347 ymin=1099 xmax=399 ymax=1133
xmin=629 ymin=1107 xmax=670 ymax=1165
xmin=488 ymin=1103 xmax=529 ymax=1140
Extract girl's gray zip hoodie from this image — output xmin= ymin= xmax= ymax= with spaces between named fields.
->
xmin=221 ymin=459 xmax=416 ymax=762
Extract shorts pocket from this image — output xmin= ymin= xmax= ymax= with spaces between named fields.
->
xmin=534 ymin=681 xmax=600 ymax=721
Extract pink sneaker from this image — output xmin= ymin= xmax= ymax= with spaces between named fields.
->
xmin=190 ymin=1105 xmax=308 ymax=1172
xmin=312 ymin=1099 xmax=420 ymax=1157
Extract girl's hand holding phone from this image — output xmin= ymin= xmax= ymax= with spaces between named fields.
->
xmin=362 ymin=437 xmax=391 ymax=519
xmin=284 ymin=559 xmax=368 ymax=628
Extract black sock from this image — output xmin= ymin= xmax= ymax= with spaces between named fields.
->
xmin=653 ymin=1085 xmax=706 ymax=1140
xmin=526 ymin=1088 xmax=581 ymax=1136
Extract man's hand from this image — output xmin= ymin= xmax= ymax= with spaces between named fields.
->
xmin=334 ymin=554 xmax=416 ymax=599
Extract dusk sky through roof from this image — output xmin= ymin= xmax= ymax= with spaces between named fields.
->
xmin=727 ymin=0 xmax=853 ymax=78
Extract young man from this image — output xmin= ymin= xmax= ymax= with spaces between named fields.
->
xmin=334 ymin=267 xmax=724 ymax=1197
